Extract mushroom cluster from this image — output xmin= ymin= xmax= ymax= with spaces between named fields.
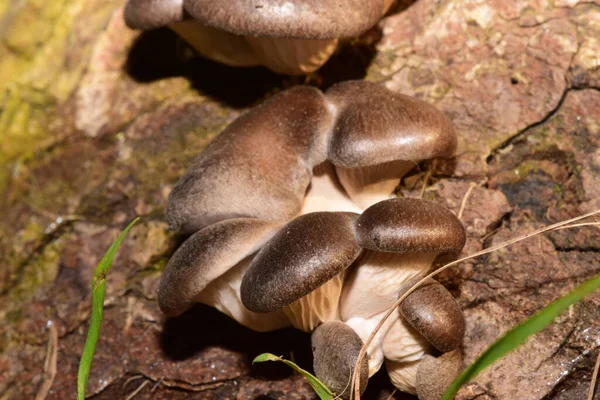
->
xmin=124 ymin=0 xmax=395 ymax=75
xmin=158 ymin=80 xmax=466 ymax=399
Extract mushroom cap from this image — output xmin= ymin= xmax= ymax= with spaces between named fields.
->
xmin=400 ymin=280 xmax=465 ymax=352
xmin=311 ymin=321 xmax=369 ymax=398
xmin=183 ymin=0 xmax=387 ymax=40
xmin=124 ymin=0 xmax=185 ymax=30
xmin=241 ymin=212 xmax=362 ymax=313
xmin=326 ymin=80 xmax=457 ymax=168
xmin=158 ymin=218 xmax=281 ymax=316
xmin=166 ymin=86 xmax=332 ymax=234
xmin=355 ymin=198 xmax=466 ymax=254
xmin=416 ymin=350 xmax=464 ymax=400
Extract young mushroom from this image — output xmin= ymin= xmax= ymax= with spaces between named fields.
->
xmin=124 ymin=0 xmax=396 ymax=74
xmin=158 ymin=80 xmax=464 ymax=397
xmin=383 ymin=280 xmax=465 ymax=395
xmin=312 ymin=321 xmax=370 ymax=398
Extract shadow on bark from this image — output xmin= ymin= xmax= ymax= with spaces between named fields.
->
xmin=124 ymin=26 xmax=383 ymax=108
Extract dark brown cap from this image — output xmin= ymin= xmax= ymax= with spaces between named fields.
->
xmin=166 ymin=86 xmax=332 ymax=234
xmin=240 ymin=212 xmax=362 ymax=313
xmin=326 ymin=80 xmax=457 ymax=168
xmin=158 ymin=218 xmax=281 ymax=316
xmin=311 ymin=321 xmax=369 ymax=398
xmin=124 ymin=0 xmax=186 ymax=30
xmin=400 ymin=280 xmax=465 ymax=352
xmin=355 ymin=198 xmax=466 ymax=254
xmin=184 ymin=0 xmax=387 ymax=39
xmin=416 ymin=350 xmax=464 ymax=400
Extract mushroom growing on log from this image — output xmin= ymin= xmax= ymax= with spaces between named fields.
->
xmin=124 ymin=0 xmax=397 ymax=74
xmin=158 ymin=80 xmax=465 ymax=398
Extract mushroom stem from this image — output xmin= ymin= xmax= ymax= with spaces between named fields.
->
xmin=197 ymin=257 xmax=291 ymax=332
xmin=344 ymin=310 xmax=397 ymax=377
xmin=340 ymin=251 xmax=436 ymax=321
xmin=385 ymin=359 xmax=420 ymax=395
xmin=381 ymin=313 xmax=432 ymax=363
xmin=282 ymin=272 xmax=345 ymax=332
xmin=335 ymin=160 xmax=416 ymax=210
xmin=169 ymin=20 xmax=259 ymax=67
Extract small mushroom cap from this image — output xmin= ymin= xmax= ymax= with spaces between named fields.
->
xmin=184 ymin=0 xmax=387 ymax=40
xmin=158 ymin=218 xmax=281 ymax=317
xmin=166 ymin=86 xmax=332 ymax=234
xmin=241 ymin=212 xmax=362 ymax=313
xmin=124 ymin=0 xmax=185 ymax=30
xmin=400 ymin=280 xmax=465 ymax=352
xmin=416 ymin=350 xmax=464 ymax=400
xmin=311 ymin=321 xmax=369 ymax=398
xmin=326 ymin=80 xmax=457 ymax=168
xmin=355 ymin=198 xmax=466 ymax=254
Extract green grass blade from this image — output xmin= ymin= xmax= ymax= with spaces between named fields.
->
xmin=443 ymin=272 xmax=600 ymax=400
xmin=77 ymin=218 xmax=139 ymax=400
xmin=253 ymin=353 xmax=334 ymax=400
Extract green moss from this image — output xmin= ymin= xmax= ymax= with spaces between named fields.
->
xmin=514 ymin=160 xmax=543 ymax=178
xmin=18 ymin=221 xmax=45 ymax=244
xmin=11 ymin=236 xmax=65 ymax=301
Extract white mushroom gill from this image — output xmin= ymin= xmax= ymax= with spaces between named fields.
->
xmin=300 ymin=162 xmax=362 ymax=215
xmin=197 ymin=257 xmax=291 ymax=332
xmin=169 ymin=21 xmax=259 ymax=67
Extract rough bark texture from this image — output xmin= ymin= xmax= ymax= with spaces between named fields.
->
xmin=1 ymin=0 xmax=599 ymax=399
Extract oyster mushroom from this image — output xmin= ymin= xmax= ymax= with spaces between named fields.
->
xmin=159 ymin=80 xmax=463 ymax=396
xmin=382 ymin=281 xmax=465 ymax=395
xmin=124 ymin=0 xmax=396 ymax=74
xmin=240 ymin=212 xmax=362 ymax=331
xmin=312 ymin=321 xmax=370 ymax=398
xmin=157 ymin=218 xmax=290 ymax=331
xmin=166 ymin=85 xmax=333 ymax=234
xmin=325 ymin=81 xmax=457 ymax=209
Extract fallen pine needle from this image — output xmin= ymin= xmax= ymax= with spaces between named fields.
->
xmin=419 ymin=169 xmax=432 ymax=199
xmin=34 ymin=322 xmax=58 ymax=400
xmin=385 ymin=389 xmax=398 ymax=400
xmin=125 ymin=380 xmax=149 ymax=400
xmin=351 ymin=208 xmax=600 ymax=399
xmin=457 ymin=182 xmax=477 ymax=221
xmin=588 ymin=350 xmax=600 ymax=400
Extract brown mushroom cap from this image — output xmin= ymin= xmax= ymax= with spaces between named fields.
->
xmin=158 ymin=218 xmax=281 ymax=317
xmin=326 ymin=80 xmax=457 ymax=168
xmin=416 ymin=350 xmax=464 ymax=400
xmin=311 ymin=321 xmax=369 ymax=398
xmin=166 ymin=86 xmax=332 ymax=234
xmin=124 ymin=0 xmax=185 ymax=30
xmin=240 ymin=212 xmax=362 ymax=313
xmin=400 ymin=280 xmax=466 ymax=352
xmin=183 ymin=0 xmax=387 ymax=40
xmin=355 ymin=198 xmax=466 ymax=254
